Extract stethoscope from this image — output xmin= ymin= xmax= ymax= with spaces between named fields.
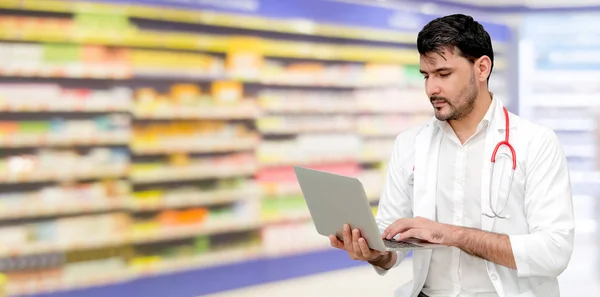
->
xmin=408 ymin=107 xmax=516 ymax=219
xmin=482 ymin=106 xmax=516 ymax=219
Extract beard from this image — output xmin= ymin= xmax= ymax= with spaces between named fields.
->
xmin=431 ymin=73 xmax=478 ymax=121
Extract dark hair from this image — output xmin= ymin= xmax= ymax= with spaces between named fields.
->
xmin=417 ymin=14 xmax=494 ymax=81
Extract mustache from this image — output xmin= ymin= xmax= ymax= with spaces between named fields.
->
xmin=430 ymin=96 xmax=448 ymax=103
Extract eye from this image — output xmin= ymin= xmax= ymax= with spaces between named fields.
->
xmin=439 ymin=73 xmax=451 ymax=78
xmin=423 ymin=76 xmax=429 ymax=80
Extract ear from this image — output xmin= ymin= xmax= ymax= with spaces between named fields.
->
xmin=475 ymin=56 xmax=492 ymax=83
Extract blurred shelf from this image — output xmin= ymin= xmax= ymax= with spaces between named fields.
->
xmin=130 ymin=245 xmax=265 ymax=277
xmin=260 ymin=105 xmax=357 ymax=115
xmin=257 ymin=79 xmax=401 ymax=88
xmin=0 ymin=187 xmax=261 ymax=220
xmin=259 ymin=126 xmax=355 ymax=135
xmin=0 ymin=166 xmax=128 ymax=184
xmin=131 ymin=164 xmax=257 ymax=184
xmin=0 ymin=220 xmax=261 ymax=257
xmin=0 ymin=102 xmax=130 ymax=113
xmin=359 ymin=131 xmax=401 ymax=138
xmin=261 ymin=211 xmax=312 ymax=225
xmin=0 ymin=198 xmax=126 ymax=220
xmin=132 ymin=136 xmax=260 ymax=155
xmin=131 ymin=219 xmax=262 ymax=245
xmin=0 ymin=0 xmax=420 ymax=44
xmin=0 ymin=133 xmax=130 ymax=148
xmin=0 ymin=235 xmax=128 ymax=258
xmin=571 ymin=171 xmax=600 ymax=184
xmin=130 ymin=186 xmax=261 ymax=211
xmin=528 ymin=94 xmax=600 ymax=108
xmin=564 ymin=145 xmax=595 ymax=158
xmin=259 ymin=155 xmax=357 ymax=167
xmin=359 ymin=154 xmax=389 ymax=164
xmin=537 ymin=119 xmax=597 ymax=132
xmin=0 ymin=68 xmax=132 ymax=80
xmin=133 ymin=103 xmax=260 ymax=120
xmin=0 ymin=68 xmax=405 ymax=89
xmin=0 ymin=20 xmax=419 ymax=65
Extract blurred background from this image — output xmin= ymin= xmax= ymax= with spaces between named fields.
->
xmin=0 ymin=0 xmax=597 ymax=297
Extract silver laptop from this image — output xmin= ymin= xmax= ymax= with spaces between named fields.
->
xmin=293 ymin=166 xmax=445 ymax=252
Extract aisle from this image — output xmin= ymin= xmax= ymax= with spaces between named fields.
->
xmin=204 ymin=259 xmax=414 ymax=297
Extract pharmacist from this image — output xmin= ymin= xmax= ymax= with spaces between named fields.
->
xmin=329 ymin=14 xmax=574 ymax=297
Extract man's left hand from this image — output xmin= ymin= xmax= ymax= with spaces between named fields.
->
xmin=382 ymin=217 xmax=454 ymax=245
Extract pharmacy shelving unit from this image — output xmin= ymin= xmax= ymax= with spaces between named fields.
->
xmin=0 ymin=1 xmax=515 ymax=296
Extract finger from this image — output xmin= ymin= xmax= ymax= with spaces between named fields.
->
xmin=358 ymin=238 xmax=373 ymax=259
xmin=342 ymin=224 xmax=353 ymax=251
xmin=382 ymin=219 xmax=412 ymax=239
xmin=352 ymin=229 xmax=362 ymax=255
xmin=384 ymin=223 xmax=412 ymax=240
xmin=397 ymin=228 xmax=426 ymax=242
xmin=329 ymin=235 xmax=344 ymax=249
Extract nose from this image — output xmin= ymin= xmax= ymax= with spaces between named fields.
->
xmin=425 ymin=79 xmax=441 ymax=97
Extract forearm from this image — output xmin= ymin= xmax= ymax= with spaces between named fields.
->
xmin=369 ymin=251 xmax=397 ymax=270
xmin=448 ymin=226 xmax=517 ymax=270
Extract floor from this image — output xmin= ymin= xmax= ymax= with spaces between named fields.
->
xmin=207 ymin=195 xmax=600 ymax=297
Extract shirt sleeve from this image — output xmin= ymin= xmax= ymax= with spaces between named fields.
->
xmin=508 ymin=127 xmax=575 ymax=278
xmin=372 ymin=133 xmax=415 ymax=275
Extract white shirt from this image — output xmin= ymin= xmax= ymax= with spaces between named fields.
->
xmin=422 ymin=100 xmax=497 ymax=297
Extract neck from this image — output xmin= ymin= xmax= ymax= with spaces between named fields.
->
xmin=448 ymin=91 xmax=493 ymax=143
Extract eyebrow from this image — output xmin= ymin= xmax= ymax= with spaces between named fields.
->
xmin=420 ymin=67 xmax=453 ymax=75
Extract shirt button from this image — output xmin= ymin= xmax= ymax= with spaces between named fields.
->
xmin=491 ymin=274 xmax=498 ymax=281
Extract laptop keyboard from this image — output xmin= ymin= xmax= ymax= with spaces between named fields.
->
xmin=383 ymin=239 xmax=422 ymax=249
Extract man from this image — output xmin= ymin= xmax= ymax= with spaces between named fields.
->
xmin=329 ymin=14 xmax=575 ymax=297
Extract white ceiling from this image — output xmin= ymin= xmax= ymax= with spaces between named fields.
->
xmin=440 ymin=0 xmax=600 ymax=8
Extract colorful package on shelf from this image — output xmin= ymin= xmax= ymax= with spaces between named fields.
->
xmin=0 ymin=115 xmax=130 ymax=146
xmin=357 ymin=114 xmax=431 ymax=137
xmin=361 ymin=63 xmax=405 ymax=85
xmin=258 ymin=89 xmax=356 ymax=113
xmin=131 ymin=152 xmax=256 ymax=180
xmin=0 ymin=43 xmax=45 ymax=75
xmin=132 ymin=120 xmax=254 ymax=150
xmin=0 ymin=180 xmax=129 ymax=216
xmin=0 ymin=148 xmax=129 ymax=179
xmin=256 ymin=162 xmax=361 ymax=183
xmin=0 ymin=84 xmax=132 ymax=111
xmin=0 ymin=213 xmax=131 ymax=248
xmin=257 ymin=115 xmax=355 ymax=134
xmin=261 ymin=221 xmax=328 ymax=256
xmin=156 ymin=208 xmax=209 ymax=226
xmin=129 ymin=49 xmax=224 ymax=77
xmin=354 ymin=88 xmax=432 ymax=113
xmin=257 ymin=134 xmax=361 ymax=166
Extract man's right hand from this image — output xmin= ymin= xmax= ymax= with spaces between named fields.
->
xmin=329 ymin=224 xmax=394 ymax=269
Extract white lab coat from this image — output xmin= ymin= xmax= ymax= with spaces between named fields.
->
xmin=374 ymin=99 xmax=575 ymax=297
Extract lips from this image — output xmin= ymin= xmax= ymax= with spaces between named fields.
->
xmin=432 ymin=101 xmax=447 ymax=107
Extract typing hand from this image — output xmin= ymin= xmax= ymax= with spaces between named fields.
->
xmin=382 ymin=217 xmax=451 ymax=244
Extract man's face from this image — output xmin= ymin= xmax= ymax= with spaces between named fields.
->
xmin=419 ymin=48 xmax=479 ymax=121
